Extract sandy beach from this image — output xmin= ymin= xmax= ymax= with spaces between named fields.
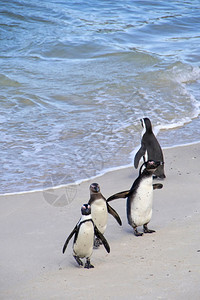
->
xmin=0 ymin=143 xmax=200 ymax=300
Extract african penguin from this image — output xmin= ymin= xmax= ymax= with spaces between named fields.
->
xmin=88 ymin=183 xmax=122 ymax=247
xmin=107 ymin=160 xmax=163 ymax=236
xmin=134 ymin=117 xmax=166 ymax=179
xmin=62 ymin=203 xmax=110 ymax=268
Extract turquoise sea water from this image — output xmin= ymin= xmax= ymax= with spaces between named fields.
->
xmin=0 ymin=0 xmax=200 ymax=193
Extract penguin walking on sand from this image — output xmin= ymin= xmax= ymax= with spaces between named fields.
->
xmin=62 ymin=204 xmax=110 ymax=269
xmin=88 ymin=183 xmax=122 ymax=247
xmin=107 ymin=160 xmax=163 ymax=236
xmin=134 ymin=118 xmax=166 ymax=179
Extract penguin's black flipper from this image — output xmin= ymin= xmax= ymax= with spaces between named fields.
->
xmin=153 ymin=183 xmax=163 ymax=190
xmin=134 ymin=144 xmax=146 ymax=168
xmin=107 ymin=190 xmax=130 ymax=202
xmin=107 ymin=203 xmax=122 ymax=226
xmin=94 ymin=225 xmax=110 ymax=253
xmin=62 ymin=225 xmax=77 ymax=254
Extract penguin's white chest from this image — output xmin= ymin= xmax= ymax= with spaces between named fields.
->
xmin=91 ymin=199 xmax=108 ymax=234
xmin=73 ymin=221 xmax=94 ymax=258
xmin=131 ymin=177 xmax=153 ymax=226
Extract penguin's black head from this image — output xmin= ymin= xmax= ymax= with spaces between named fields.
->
xmin=90 ymin=183 xmax=100 ymax=194
xmin=139 ymin=160 xmax=163 ymax=175
xmin=81 ymin=204 xmax=91 ymax=215
xmin=140 ymin=118 xmax=152 ymax=133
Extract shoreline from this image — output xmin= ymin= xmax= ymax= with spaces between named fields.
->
xmin=1 ymin=140 xmax=200 ymax=197
xmin=1 ymin=142 xmax=200 ymax=299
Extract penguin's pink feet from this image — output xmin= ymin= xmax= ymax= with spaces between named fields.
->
xmin=85 ymin=258 xmax=94 ymax=269
xmin=73 ymin=255 xmax=83 ymax=267
xmin=134 ymin=227 xmax=143 ymax=236
xmin=143 ymin=224 xmax=155 ymax=234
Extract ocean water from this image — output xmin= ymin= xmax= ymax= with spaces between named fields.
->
xmin=0 ymin=0 xmax=200 ymax=194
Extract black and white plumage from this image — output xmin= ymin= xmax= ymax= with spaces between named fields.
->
xmin=62 ymin=204 xmax=110 ymax=268
xmin=134 ymin=118 xmax=166 ymax=179
xmin=107 ymin=160 xmax=163 ymax=236
xmin=88 ymin=183 xmax=122 ymax=247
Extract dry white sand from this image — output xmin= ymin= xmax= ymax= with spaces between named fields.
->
xmin=0 ymin=143 xmax=200 ymax=300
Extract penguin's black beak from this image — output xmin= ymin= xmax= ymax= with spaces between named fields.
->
xmin=155 ymin=161 xmax=162 ymax=168
xmin=94 ymin=186 xmax=100 ymax=192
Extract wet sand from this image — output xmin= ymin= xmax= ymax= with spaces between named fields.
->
xmin=0 ymin=143 xmax=200 ymax=299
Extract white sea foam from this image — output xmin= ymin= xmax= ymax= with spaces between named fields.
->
xmin=1 ymin=0 xmax=200 ymax=194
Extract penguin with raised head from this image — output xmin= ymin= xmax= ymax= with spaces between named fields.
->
xmin=134 ymin=118 xmax=166 ymax=179
xmin=107 ymin=160 xmax=163 ymax=236
xmin=62 ymin=203 xmax=110 ymax=268
xmin=88 ymin=183 xmax=122 ymax=247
